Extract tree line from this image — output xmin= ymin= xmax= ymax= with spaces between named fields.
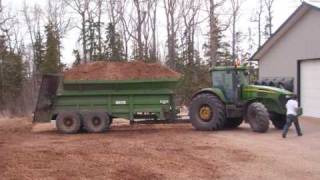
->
xmin=0 ymin=0 xmax=289 ymax=115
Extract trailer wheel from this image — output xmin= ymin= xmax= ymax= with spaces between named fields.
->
xmin=56 ymin=112 xmax=82 ymax=134
xmin=189 ymin=93 xmax=226 ymax=131
xmin=83 ymin=112 xmax=110 ymax=133
xmin=246 ymin=102 xmax=269 ymax=133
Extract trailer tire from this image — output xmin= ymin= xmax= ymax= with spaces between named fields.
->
xmin=56 ymin=112 xmax=82 ymax=134
xmin=246 ymin=102 xmax=269 ymax=133
xmin=225 ymin=118 xmax=243 ymax=129
xmin=189 ymin=93 xmax=226 ymax=131
xmin=270 ymin=112 xmax=286 ymax=130
xmin=83 ymin=112 xmax=110 ymax=133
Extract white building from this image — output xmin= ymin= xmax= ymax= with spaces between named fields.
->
xmin=251 ymin=2 xmax=320 ymax=118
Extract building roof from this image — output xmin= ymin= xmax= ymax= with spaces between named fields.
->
xmin=250 ymin=2 xmax=320 ymax=61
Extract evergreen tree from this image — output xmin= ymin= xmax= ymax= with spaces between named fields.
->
xmin=105 ymin=23 xmax=125 ymax=61
xmin=42 ymin=22 xmax=60 ymax=73
xmin=203 ymin=16 xmax=233 ymax=67
xmin=0 ymin=35 xmax=26 ymax=112
xmin=34 ymin=31 xmax=45 ymax=73
xmin=217 ymin=42 xmax=233 ymax=66
xmin=86 ymin=17 xmax=97 ymax=61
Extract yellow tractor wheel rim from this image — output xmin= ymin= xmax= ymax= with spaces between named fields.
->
xmin=199 ymin=106 xmax=213 ymax=121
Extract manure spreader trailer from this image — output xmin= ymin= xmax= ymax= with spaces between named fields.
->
xmin=33 ymin=75 xmax=182 ymax=134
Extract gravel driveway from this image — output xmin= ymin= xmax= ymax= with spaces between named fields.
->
xmin=0 ymin=116 xmax=319 ymax=179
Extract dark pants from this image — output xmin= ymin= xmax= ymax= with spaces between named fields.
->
xmin=282 ymin=114 xmax=302 ymax=137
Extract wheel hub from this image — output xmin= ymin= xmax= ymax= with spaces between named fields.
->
xmin=199 ymin=105 xmax=213 ymax=121
xmin=64 ymin=117 xmax=74 ymax=127
xmin=92 ymin=117 xmax=101 ymax=126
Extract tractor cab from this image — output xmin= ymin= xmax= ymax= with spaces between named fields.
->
xmin=210 ymin=66 xmax=248 ymax=103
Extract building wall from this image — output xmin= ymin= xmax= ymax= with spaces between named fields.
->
xmin=259 ymin=9 xmax=320 ymax=92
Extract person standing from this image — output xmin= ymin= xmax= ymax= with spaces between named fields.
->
xmin=282 ymin=95 xmax=303 ymax=138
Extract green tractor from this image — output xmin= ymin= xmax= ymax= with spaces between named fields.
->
xmin=189 ymin=66 xmax=293 ymax=133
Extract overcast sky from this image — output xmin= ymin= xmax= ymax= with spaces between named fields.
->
xmin=3 ymin=0 xmax=320 ymax=65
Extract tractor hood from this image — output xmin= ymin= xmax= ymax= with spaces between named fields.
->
xmin=242 ymin=85 xmax=293 ymax=115
xmin=245 ymin=85 xmax=293 ymax=95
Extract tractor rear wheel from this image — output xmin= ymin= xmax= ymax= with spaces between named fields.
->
xmin=56 ymin=112 xmax=82 ymax=134
xmin=225 ymin=118 xmax=243 ymax=129
xmin=246 ymin=102 xmax=269 ymax=133
xmin=189 ymin=93 xmax=226 ymax=131
xmin=270 ymin=112 xmax=286 ymax=130
xmin=83 ymin=112 xmax=111 ymax=133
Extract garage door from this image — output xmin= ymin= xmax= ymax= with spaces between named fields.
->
xmin=300 ymin=60 xmax=320 ymax=118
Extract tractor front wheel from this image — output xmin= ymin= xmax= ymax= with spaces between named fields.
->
xmin=189 ymin=93 xmax=226 ymax=131
xmin=246 ymin=102 xmax=269 ymax=133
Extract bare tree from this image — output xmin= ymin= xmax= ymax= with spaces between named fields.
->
xmin=149 ymin=0 xmax=158 ymax=62
xmin=264 ymin=0 xmax=275 ymax=37
xmin=181 ymin=0 xmax=202 ymax=65
xmin=0 ymin=4 xmax=25 ymax=55
xmin=118 ymin=0 xmax=131 ymax=60
xmin=142 ymin=5 xmax=150 ymax=61
xmin=22 ymin=2 xmax=43 ymax=68
xmin=0 ymin=0 xmax=12 ymax=30
xmin=141 ymin=0 xmax=160 ymax=62
xmin=230 ymin=0 xmax=241 ymax=62
xmin=120 ymin=0 xmax=155 ymax=61
xmin=251 ymin=0 xmax=264 ymax=47
xmin=93 ymin=0 xmax=104 ymax=59
xmin=120 ymin=19 xmax=131 ymax=60
xmin=132 ymin=0 xmax=147 ymax=60
xmin=105 ymin=0 xmax=130 ymax=60
xmin=164 ymin=0 xmax=182 ymax=69
xmin=107 ymin=0 xmax=124 ymax=26
xmin=64 ymin=0 xmax=90 ymax=63
xmin=21 ymin=3 xmax=45 ymax=114
xmin=87 ymin=9 xmax=95 ymax=61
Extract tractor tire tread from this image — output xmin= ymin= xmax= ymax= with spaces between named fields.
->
xmin=189 ymin=93 xmax=226 ymax=131
xmin=56 ymin=111 xmax=82 ymax=134
xmin=83 ymin=112 xmax=111 ymax=133
xmin=246 ymin=102 xmax=269 ymax=133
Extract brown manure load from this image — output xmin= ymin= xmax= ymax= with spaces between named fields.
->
xmin=64 ymin=61 xmax=181 ymax=81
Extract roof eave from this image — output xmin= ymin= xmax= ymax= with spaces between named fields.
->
xmin=250 ymin=2 xmax=316 ymax=61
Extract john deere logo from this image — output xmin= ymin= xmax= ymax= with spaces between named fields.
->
xmin=115 ymin=100 xmax=127 ymax=105
xmin=160 ymin=100 xmax=169 ymax=104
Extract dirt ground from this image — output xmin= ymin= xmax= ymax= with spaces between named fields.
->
xmin=1 ymin=117 xmax=320 ymax=180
